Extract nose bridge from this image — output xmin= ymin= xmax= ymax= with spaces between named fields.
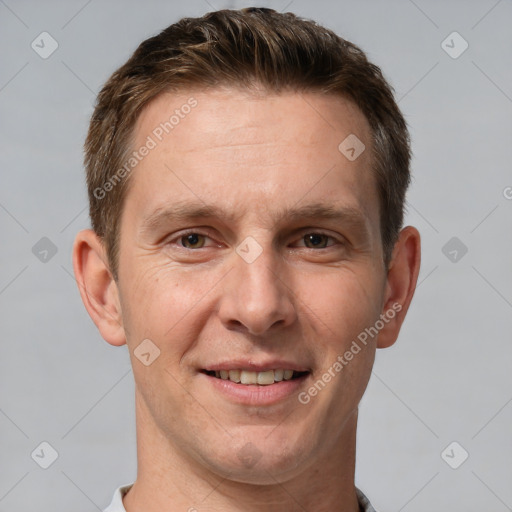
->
xmin=237 ymin=238 xmax=280 ymax=297
xmin=218 ymin=234 xmax=296 ymax=335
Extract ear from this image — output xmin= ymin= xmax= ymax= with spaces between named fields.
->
xmin=72 ymin=229 xmax=126 ymax=346
xmin=377 ymin=226 xmax=421 ymax=349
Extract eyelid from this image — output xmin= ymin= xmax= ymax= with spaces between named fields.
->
xmin=166 ymin=228 xmax=344 ymax=249
xmin=291 ymin=230 xmax=343 ymax=247
xmin=167 ymin=228 xmax=219 ymax=247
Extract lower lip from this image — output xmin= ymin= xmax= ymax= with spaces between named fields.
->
xmin=200 ymin=372 xmax=309 ymax=405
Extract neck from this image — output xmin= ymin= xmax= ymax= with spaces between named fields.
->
xmin=123 ymin=391 xmax=361 ymax=512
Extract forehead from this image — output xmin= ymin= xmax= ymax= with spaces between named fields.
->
xmin=126 ymin=87 xmax=378 ymax=234
xmin=134 ymin=87 xmax=371 ymax=156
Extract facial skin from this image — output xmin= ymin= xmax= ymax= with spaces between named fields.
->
xmin=73 ymin=87 xmax=420 ymax=512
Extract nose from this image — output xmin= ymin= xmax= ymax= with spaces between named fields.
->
xmin=217 ymin=240 xmax=297 ymax=336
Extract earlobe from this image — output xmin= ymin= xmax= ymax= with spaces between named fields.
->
xmin=377 ymin=226 xmax=421 ymax=349
xmin=72 ymin=229 xmax=126 ymax=346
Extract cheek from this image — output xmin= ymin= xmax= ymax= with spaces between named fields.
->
xmin=300 ymin=268 xmax=384 ymax=345
xmin=120 ymin=261 xmax=215 ymax=355
xmin=122 ymin=265 xmax=205 ymax=419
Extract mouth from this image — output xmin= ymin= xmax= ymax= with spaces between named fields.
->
xmin=199 ymin=361 xmax=312 ymax=405
xmin=201 ymin=369 xmax=310 ymax=385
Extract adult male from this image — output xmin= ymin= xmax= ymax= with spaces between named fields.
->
xmin=73 ymin=7 xmax=421 ymax=512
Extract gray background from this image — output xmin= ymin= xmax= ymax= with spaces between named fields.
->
xmin=1 ymin=0 xmax=511 ymax=510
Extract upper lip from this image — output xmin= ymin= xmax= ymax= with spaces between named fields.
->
xmin=202 ymin=359 xmax=311 ymax=372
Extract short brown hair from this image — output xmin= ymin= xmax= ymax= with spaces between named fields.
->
xmin=85 ymin=7 xmax=411 ymax=280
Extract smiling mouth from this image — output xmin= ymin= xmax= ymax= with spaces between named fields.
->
xmin=202 ymin=369 xmax=309 ymax=385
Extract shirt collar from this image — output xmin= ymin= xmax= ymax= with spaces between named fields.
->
xmin=103 ymin=484 xmax=378 ymax=511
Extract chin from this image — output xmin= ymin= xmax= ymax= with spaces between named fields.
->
xmin=201 ymin=430 xmax=312 ymax=484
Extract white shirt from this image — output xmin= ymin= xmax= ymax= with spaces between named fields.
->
xmin=103 ymin=483 xmax=378 ymax=511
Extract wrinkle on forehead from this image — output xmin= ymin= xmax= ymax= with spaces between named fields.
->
xmin=134 ymin=88 xmax=372 ymax=155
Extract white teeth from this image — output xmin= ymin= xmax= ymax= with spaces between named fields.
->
xmin=274 ymin=369 xmax=284 ymax=382
xmin=257 ymin=370 xmax=275 ymax=385
xmin=240 ymin=370 xmax=257 ymax=385
xmin=283 ymin=369 xmax=294 ymax=380
xmin=228 ymin=369 xmax=241 ymax=383
xmin=211 ymin=369 xmax=304 ymax=385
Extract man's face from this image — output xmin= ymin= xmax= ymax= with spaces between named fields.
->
xmin=116 ymin=88 xmax=387 ymax=482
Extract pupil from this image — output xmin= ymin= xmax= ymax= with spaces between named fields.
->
xmin=307 ymin=234 xmax=324 ymax=247
xmin=184 ymin=233 xmax=202 ymax=248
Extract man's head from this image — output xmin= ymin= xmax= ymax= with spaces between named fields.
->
xmin=84 ymin=7 xmax=411 ymax=282
xmin=73 ymin=7 xmax=420 ymax=493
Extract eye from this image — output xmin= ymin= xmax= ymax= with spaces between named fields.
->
xmin=167 ymin=230 xmax=341 ymax=251
xmin=167 ymin=230 xmax=217 ymax=250
xmin=179 ymin=232 xmax=208 ymax=249
xmin=297 ymin=232 xmax=339 ymax=249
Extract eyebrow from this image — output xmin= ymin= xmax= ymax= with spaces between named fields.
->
xmin=140 ymin=200 xmax=370 ymax=236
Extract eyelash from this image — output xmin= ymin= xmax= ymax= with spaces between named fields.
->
xmin=167 ymin=229 xmax=343 ymax=250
